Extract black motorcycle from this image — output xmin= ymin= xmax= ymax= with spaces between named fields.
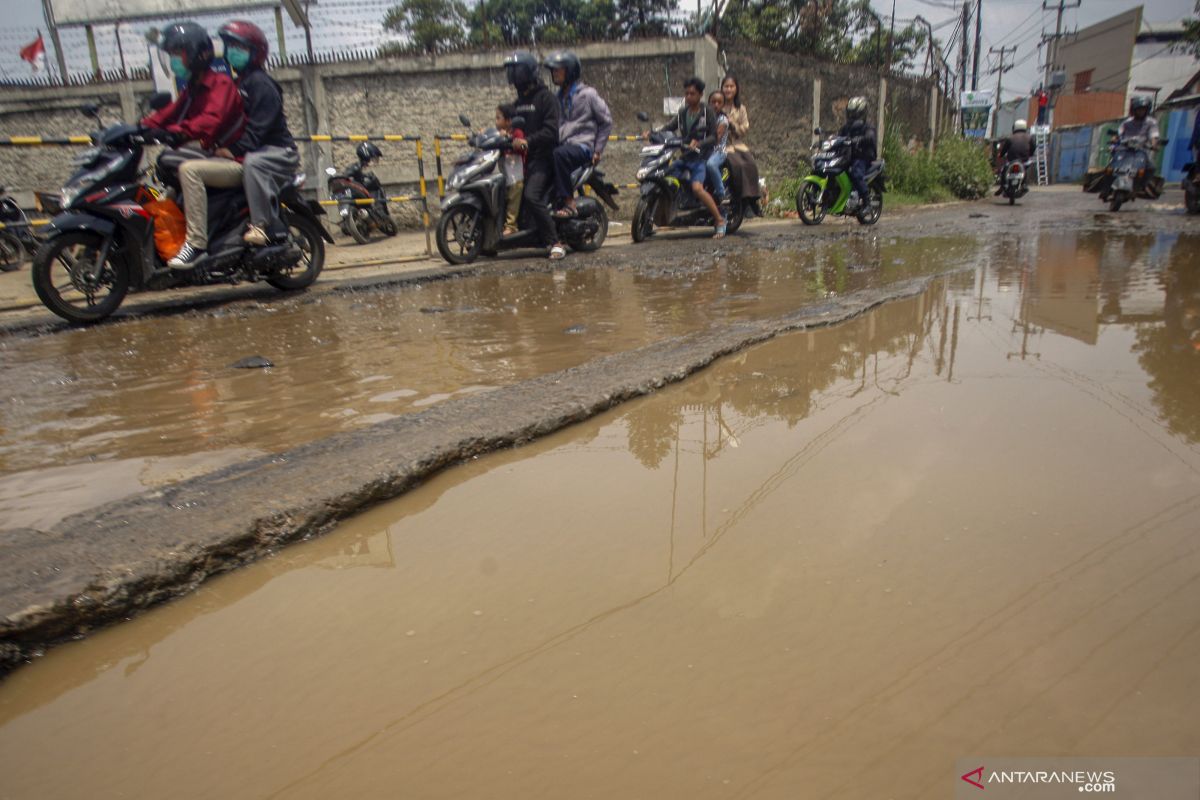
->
xmin=0 ymin=186 xmax=39 ymax=272
xmin=31 ymin=112 xmax=331 ymax=324
xmin=998 ymin=158 xmax=1032 ymax=205
xmin=1183 ymin=158 xmax=1199 ymax=215
xmin=630 ymin=111 xmax=744 ymax=242
xmin=325 ymin=150 xmax=396 ymax=244
xmin=1088 ymin=134 xmax=1165 ymax=212
xmin=436 ymin=114 xmax=618 ymax=265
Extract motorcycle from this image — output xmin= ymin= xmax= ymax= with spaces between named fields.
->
xmin=1088 ymin=133 xmax=1165 ymax=212
xmin=31 ymin=108 xmax=331 ymax=324
xmin=325 ymin=157 xmax=396 ymax=244
xmin=998 ymin=159 xmax=1032 ymax=205
xmin=796 ymin=129 xmax=885 ymax=226
xmin=436 ymin=114 xmax=618 ymax=265
xmin=1183 ymin=159 xmax=1199 ymax=215
xmin=630 ymin=111 xmax=745 ymax=243
xmin=0 ymin=186 xmax=40 ymax=272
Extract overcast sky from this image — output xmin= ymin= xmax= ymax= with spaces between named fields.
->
xmin=1 ymin=0 xmax=1195 ymax=96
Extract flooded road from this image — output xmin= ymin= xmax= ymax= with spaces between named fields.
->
xmin=0 ymin=234 xmax=980 ymax=529
xmin=1 ymin=229 xmax=1198 ymax=798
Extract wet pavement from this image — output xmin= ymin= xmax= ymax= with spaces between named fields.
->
xmin=1 ymin=227 xmax=1197 ymax=798
xmin=0 ymin=233 xmax=981 ymax=529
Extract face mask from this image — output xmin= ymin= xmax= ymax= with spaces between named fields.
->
xmin=226 ymin=46 xmax=250 ymax=72
xmin=169 ymin=55 xmax=190 ymax=80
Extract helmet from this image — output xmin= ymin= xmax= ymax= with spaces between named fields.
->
xmin=160 ymin=21 xmax=214 ymax=73
xmin=543 ymin=50 xmax=581 ymax=85
xmin=1130 ymin=95 xmax=1152 ymax=116
xmin=356 ymin=142 xmax=382 ymax=164
xmin=504 ymin=51 xmax=538 ymax=89
xmin=847 ymin=96 xmax=868 ymax=120
xmin=218 ymin=20 xmax=269 ymax=69
xmin=1013 ymin=119 xmax=1028 ymax=133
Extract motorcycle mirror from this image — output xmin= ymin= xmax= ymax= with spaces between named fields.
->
xmin=147 ymin=92 xmax=172 ymax=112
xmin=636 ymin=111 xmax=650 ymax=122
xmin=458 ymin=114 xmax=472 ymax=128
xmin=325 ymin=166 xmax=337 ymax=176
xmin=80 ymin=103 xmax=100 ymax=119
xmin=814 ymin=126 xmax=822 ymax=136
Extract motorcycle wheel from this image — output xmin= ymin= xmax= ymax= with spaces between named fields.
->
xmin=436 ymin=204 xmax=482 ymax=265
xmin=856 ymin=190 xmax=883 ymax=226
xmin=0 ymin=232 xmax=22 ymax=272
xmin=267 ymin=212 xmax=325 ymax=291
xmin=724 ymin=200 xmax=744 ymax=234
xmin=1008 ymin=194 xmax=1016 ymax=206
xmin=1185 ymin=187 xmax=1199 ymax=215
xmin=569 ymin=204 xmax=608 ymax=252
xmin=32 ymin=231 xmax=129 ymax=324
xmin=797 ymin=183 xmax=825 ymax=226
xmin=339 ymin=218 xmax=352 ymax=238
xmin=348 ymin=209 xmax=371 ymax=245
xmin=631 ymin=196 xmax=656 ymax=243
xmin=1109 ymin=192 xmax=1126 ymax=212
xmin=382 ymin=217 xmax=398 ymax=237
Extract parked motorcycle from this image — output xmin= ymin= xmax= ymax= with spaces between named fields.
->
xmin=325 ymin=142 xmax=397 ymax=244
xmin=999 ymin=159 xmax=1032 ymax=205
xmin=1088 ymin=133 xmax=1165 ymax=212
xmin=796 ymin=129 xmax=885 ymax=226
xmin=0 ymin=186 xmax=40 ymax=272
xmin=436 ymin=114 xmax=618 ymax=265
xmin=630 ymin=111 xmax=744 ymax=243
xmin=31 ymin=111 xmax=330 ymax=324
xmin=1183 ymin=159 xmax=1199 ymax=215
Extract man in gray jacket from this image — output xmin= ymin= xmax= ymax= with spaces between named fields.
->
xmin=545 ymin=51 xmax=613 ymax=230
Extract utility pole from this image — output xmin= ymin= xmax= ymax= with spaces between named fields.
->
xmin=40 ymin=0 xmax=69 ymax=81
xmin=959 ymin=1 xmax=970 ymax=93
xmin=971 ymin=0 xmax=983 ymax=90
xmin=990 ymin=45 xmax=1017 ymax=137
xmin=887 ymin=0 xmax=897 ymax=73
xmin=1042 ymin=0 xmax=1081 ymax=89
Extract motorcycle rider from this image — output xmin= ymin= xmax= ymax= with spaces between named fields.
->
xmin=217 ymin=20 xmax=299 ymax=247
xmin=652 ymin=77 xmax=725 ymax=238
xmin=141 ymin=21 xmax=246 ymax=269
xmin=504 ymin=51 xmax=560 ymax=259
xmin=838 ymin=96 xmax=876 ymax=212
xmin=994 ymin=118 xmax=1033 ymax=195
xmin=545 ymin=51 xmax=612 ymax=235
xmin=1118 ymin=95 xmax=1160 ymax=148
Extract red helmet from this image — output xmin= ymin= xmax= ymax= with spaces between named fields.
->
xmin=218 ymin=20 xmax=269 ymax=69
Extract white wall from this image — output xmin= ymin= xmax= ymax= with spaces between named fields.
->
xmin=1127 ymin=42 xmax=1197 ymax=107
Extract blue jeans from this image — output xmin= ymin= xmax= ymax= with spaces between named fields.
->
xmin=705 ymin=151 xmax=726 ymax=199
xmin=849 ymin=159 xmax=870 ymax=201
xmin=552 ymin=143 xmax=592 ymax=205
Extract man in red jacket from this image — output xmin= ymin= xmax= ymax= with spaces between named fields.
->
xmin=142 ymin=21 xmax=245 ymax=268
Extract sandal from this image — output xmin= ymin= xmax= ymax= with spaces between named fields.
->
xmin=713 ymin=222 xmax=727 ymax=239
xmin=502 ymin=226 xmax=517 ymax=236
xmin=549 ymin=243 xmax=567 ymax=260
xmin=552 ymin=206 xmax=578 ymax=219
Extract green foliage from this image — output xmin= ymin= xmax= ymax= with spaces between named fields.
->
xmin=931 ymin=134 xmax=993 ymax=200
xmin=882 ymin=128 xmax=942 ymax=200
xmin=382 ymin=0 xmax=469 ymax=54
xmin=1180 ymin=17 xmax=1200 ymax=59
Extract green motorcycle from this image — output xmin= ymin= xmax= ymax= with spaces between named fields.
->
xmin=796 ymin=130 xmax=885 ymax=226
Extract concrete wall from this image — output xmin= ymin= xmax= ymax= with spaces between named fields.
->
xmin=1057 ymin=7 xmax=1141 ymax=95
xmin=1 ymin=37 xmax=944 ymax=222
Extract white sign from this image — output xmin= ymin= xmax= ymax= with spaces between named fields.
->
xmin=960 ymin=89 xmax=995 ymax=108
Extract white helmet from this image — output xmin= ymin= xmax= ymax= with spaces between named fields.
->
xmin=847 ymin=96 xmax=868 ymax=120
xmin=1013 ymin=119 xmax=1028 ymax=132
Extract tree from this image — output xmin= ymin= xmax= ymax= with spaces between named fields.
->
xmin=1181 ymin=17 xmax=1200 ymax=59
xmin=612 ymin=0 xmax=678 ymax=38
xmin=383 ymin=0 xmax=469 ymax=55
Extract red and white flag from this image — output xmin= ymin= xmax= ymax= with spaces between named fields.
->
xmin=20 ymin=32 xmax=46 ymax=72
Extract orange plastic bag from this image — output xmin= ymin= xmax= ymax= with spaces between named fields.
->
xmin=144 ymin=198 xmax=186 ymax=260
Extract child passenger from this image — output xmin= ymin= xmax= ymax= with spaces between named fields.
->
xmin=496 ymin=104 xmax=526 ymax=236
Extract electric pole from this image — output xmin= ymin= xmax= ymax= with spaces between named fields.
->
xmin=971 ymin=0 xmax=983 ymax=90
xmin=40 ymin=0 xmax=69 ymax=80
xmin=1042 ymin=0 xmax=1082 ymax=89
xmin=960 ymin=1 xmax=970 ymax=93
xmin=990 ymin=45 xmax=1017 ymax=137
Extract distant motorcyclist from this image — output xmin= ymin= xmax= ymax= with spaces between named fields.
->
xmin=995 ymin=119 xmax=1033 ymax=195
xmin=1118 ymin=95 xmax=1160 ymax=148
xmin=504 ymin=51 xmax=560 ymax=259
xmin=650 ymin=76 xmax=726 ymax=238
xmin=141 ymin=21 xmax=246 ymax=269
xmin=217 ymin=20 xmax=298 ymax=247
xmin=838 ymin=96 xmax=876 ymax=212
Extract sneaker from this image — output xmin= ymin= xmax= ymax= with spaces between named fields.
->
xmin=167 ymin=242 xmax=205 ymax=270
xmin=845 ymin=195 xmax=861 ymax=212
xmin=243 ymin=225 xmax=270 ymax=247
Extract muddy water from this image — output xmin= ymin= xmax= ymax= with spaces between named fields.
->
xmin=2 ymin=230 xmax=1199 ymax=799
xmin=0 ymin=234 xmax=979 ymax=528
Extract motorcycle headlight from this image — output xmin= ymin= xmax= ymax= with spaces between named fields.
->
xmin=60 ymin=183 xmax=89 ymax=209
xmin=636 ymin=166 xmax=652 ymax=180
xmin=448 ymin=169 xmax=470 ymax=190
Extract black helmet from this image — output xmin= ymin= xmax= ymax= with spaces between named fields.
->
xmin=1130 ymin=95 xmax=1152 ymax=116
xmin=356 ymin=142 xmax=382 ymax=164
xmin=160 ymin=21 xmax=214 ymax=74
xmin=543 ymin=50 xmax=581 ymax=85
xmin=504 ymin=51 xmax=538 ymax=89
